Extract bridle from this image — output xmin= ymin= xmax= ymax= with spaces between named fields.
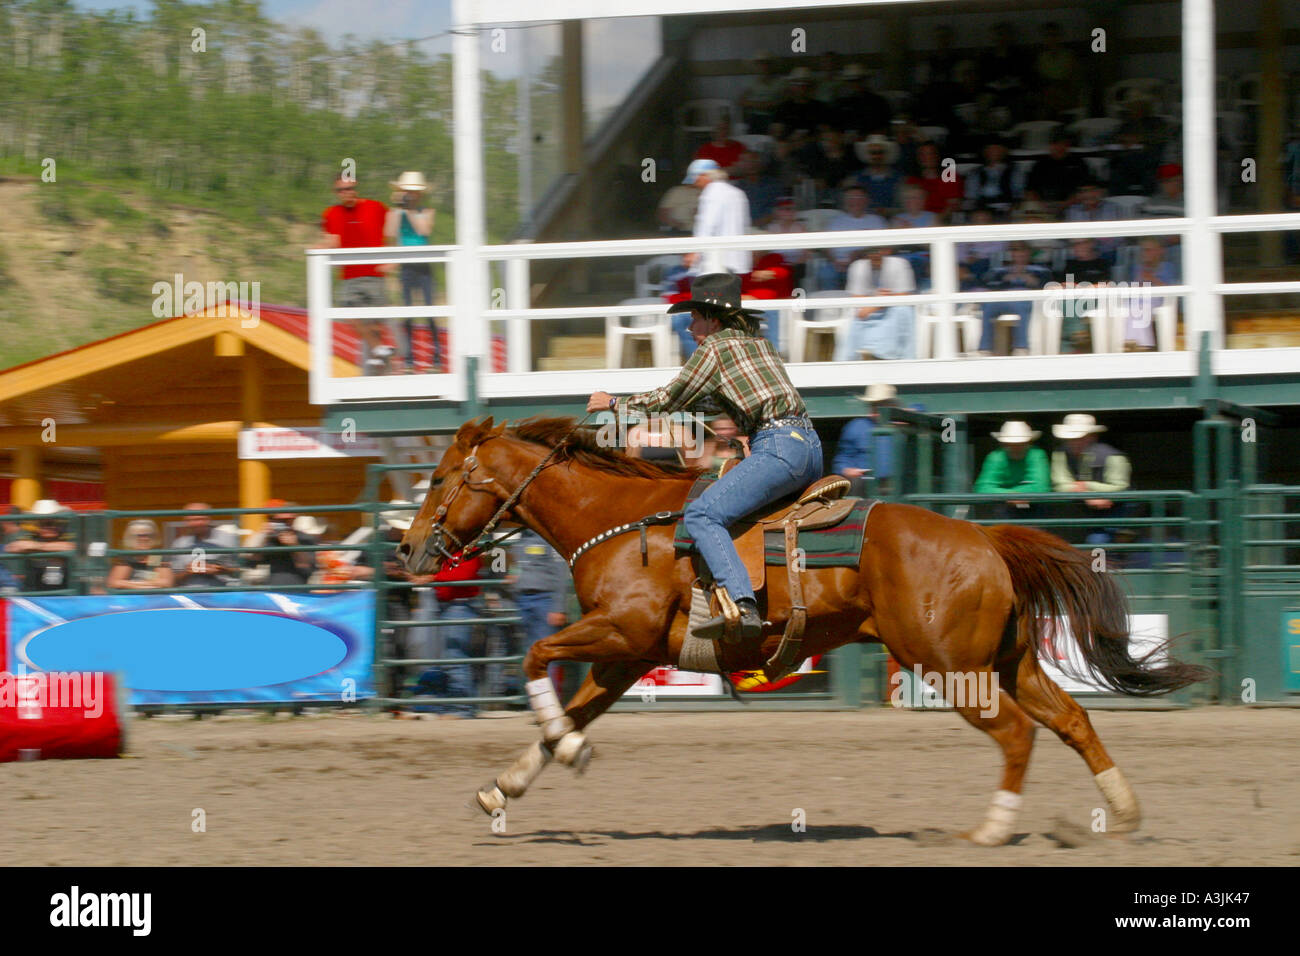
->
xmin=420 ymin=415 xmax=592 ymax=566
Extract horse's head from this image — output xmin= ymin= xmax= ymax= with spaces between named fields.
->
xmin=397 ymin=417 xmax=510 ymax=575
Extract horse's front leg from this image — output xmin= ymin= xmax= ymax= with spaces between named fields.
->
xmin=476 ymin=613 xmax=648 ymax=815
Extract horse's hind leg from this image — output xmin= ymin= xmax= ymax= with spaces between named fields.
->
xmin=1012 ymin=655 xmax=1141 ymax=833
xmin=475 ymin=659 xmax=649 ymax=816
xmin=951 ymin=681 xmax=1038 ymax=846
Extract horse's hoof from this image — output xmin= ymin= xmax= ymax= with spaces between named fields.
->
xmin=475 ymin=784 xmax=507 ymax=816
xmin=553 ymin=732 xmax=593 ymax=773
xmin=961 ymin=823 xmax=1012 ymax=847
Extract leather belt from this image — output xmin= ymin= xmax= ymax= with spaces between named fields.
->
xmin=756 ymin=415 xmax=814 ymax=433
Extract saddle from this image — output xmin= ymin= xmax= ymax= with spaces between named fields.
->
xmin=679 ymin=464 xmax=864 ymax=680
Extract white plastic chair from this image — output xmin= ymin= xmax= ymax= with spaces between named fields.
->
xmin=1007 ymin=121 xmax=1062 ymax=155
xmin=633 ymin=254 xmax=682 ymax=299
xmin=787 ymin=290 xmax=854 ymax=363
xmin=678 ymin=99 xmax=739 ymax=138
xmin=1069 ymin=117 xmax=1121 ymax=148
xmin=606 ymin=297 xmax=671 ymax=369
xmin=955 ymin=304 xmax=983 ymax=355
xmin=1100 ymin=296 xmax=1179 ymax=352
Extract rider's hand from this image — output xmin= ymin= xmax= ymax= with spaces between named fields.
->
xmin=841 ymin=467 xmax=867 ymax=478
xmin=547 ymin=612 xmax=567 ymax=629
xmin=587 ymin=391 xmax=615 ymax=413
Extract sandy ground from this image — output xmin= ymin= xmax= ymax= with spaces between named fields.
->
xmin=3 ymin=707 xmax=1297 ymax=866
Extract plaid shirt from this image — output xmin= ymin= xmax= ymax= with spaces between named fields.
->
xmin=615 ymin=328 xmax=806 ymax=435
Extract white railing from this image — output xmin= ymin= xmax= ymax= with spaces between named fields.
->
xmin=306 ymin=214 xmax=1300 ymax=405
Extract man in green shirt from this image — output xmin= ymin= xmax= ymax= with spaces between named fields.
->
xmin=973 ymin=421 xmax=1050 ymax=521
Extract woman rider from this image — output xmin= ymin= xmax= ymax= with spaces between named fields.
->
xmin=587 ymin=272 xmax=823 ymax=641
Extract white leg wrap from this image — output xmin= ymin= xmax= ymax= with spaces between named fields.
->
xmin=968 ymin=789 xmax=1022 ymax=846
xmin=1095 ymin=766 xmax=1141 ymax=832
xmin=553 ymin=731 xmax=591 ymax=771
xmin=497 ymin=741 xmax=552 ymax=798
xmin=526 ymin=677 xmax=573 ymax=741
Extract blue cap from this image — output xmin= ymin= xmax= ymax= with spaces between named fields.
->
xmin=683 ymin=158 xmax=720 ymax=184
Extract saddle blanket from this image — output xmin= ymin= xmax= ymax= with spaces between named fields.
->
xmin=672 ymin=473 xmax=872 ymax=569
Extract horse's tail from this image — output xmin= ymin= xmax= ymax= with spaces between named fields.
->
xmin=982 ymin=524 xmax=1210 ymax=696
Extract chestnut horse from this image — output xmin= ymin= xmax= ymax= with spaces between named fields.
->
xmin=397 ymin=417 xmax=1207 ymax=845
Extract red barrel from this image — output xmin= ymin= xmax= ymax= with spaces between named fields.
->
xmin=0 ymin=672 xmax=125 ymax=762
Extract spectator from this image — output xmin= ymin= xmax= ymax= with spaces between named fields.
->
xmin=958 ymin=205 xmax=1007 ymax=285
xmin=817 ymin=186 xmax=887 ymax=290
xmin=681 ymin=158 xmax=751 ymax=277
xmin=1034 ymin=22 xmax=1082 ymax=116
xmin=656 ymin=182 xmax=699 ymax=234
xmin=1117 ymin=236 xmax=1178 ymax=351
xmin=853 ymin=134 xmax=903 ymax=216
xmin=1064 ymin=180 xmax=1124 ymax=261
xmin=914 ymin=25 xmax=961 ymax=126
xmin=980 ymin=22 xmax=1027 ymax=117
xmin=249 ymin=500 xmax=317 ymax=588
xmin=4 ymin=499 xmax=75 ymax=593
xmin=107 ymin=520 xmax=174 ymax=591
xmin=425 ymin=549 xmax=483 ymax=717
xmin=798 ymin=128 xmax=862 ymax=204
xmin=974 ymin=421 xmax=1051 ymax=521
xmin=1050 ymin=413 xmax=1132 ymax=545
xmin=1119 ymin=95 xmax=1172 ymax=163
xmin=812 ymin=51 xmax=845 ymax=103
xmin=892 ymin=184 xmax=938 ymax=229
xmin=1025 ymin=134 xmax=1090 ymax=215
xmin=964 ymin=136 xmax=1016 ymax=214
xmin=319 ymin=177 xmax=396 ymax=375
xmin=977 ymin=240 xmax=1052 ymax=356
xmin=740 ymin=51 xmax=784 ymax=134
xmin=384 ymin=171 xmax=440 ymax=374
xmin=772 ymin=67 xmax=832 ymax=136
xmin=1108 ymin=127 xmax=1161 ymax=197
xmin=765 ymin=196 xmax=810 ymax=289
xmin=833 ymin=383 xmax=897 ymax=496
xmin=509 ymin=528 xmax=571 ymax=694
xmin=171 ymin=502 xmax=238 ymax=588
xmin=686 ymin=413 xmax=747 ymax=473
xmin=846 ymin=245 xmax=916 ymax=361
xmin=831 ymin=64 xmax=892 ymax=136
xmin=892 ymin=118 xmax=924 ymax=177
xmin=732 ymin=150 xmax=784 ymax=227
xmin=693 ymin=117 xmax=747 ymax=173
xmin=906 ymin=141 xmax=963 ymax=221
xmin=1141 ymin=164 xmax=1184 ymax=218
xmin=1056 ymin=237 xmax=1113 ymax=354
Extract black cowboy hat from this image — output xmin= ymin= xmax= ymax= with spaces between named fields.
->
xmin=666 ymin=273 xmax=765 ymax=326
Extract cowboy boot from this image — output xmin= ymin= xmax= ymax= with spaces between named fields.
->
xmin=694 ymin=597 xmax=763 ymax=644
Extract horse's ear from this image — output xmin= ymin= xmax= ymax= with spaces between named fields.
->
xmin=490 ymin=420 xmax=507 ymax=437
xmin=454 ymin=417 xmax=489 ymax=448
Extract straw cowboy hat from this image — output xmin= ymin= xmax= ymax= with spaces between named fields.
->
xmin=991 ymin=420 xmax=1041 ymax=443
xmin=857 ymin=383 xmax=897 ymax=404
xmin=388 ymin=171 xmax=430 ymax=192
xmin=855 ymin=134 xmax=899 ymax=165
xmin=380 ymin=500 xmax=417 ymax=531
xmin=292 ymin=515 xmax=329 ymax=536
xmin=1052 ymin=413 xmax=1108 ymax=440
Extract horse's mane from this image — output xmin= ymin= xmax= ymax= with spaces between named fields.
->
xmin=458 ymin=416 xmax=703 ymax=480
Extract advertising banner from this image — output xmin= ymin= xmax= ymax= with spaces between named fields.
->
xmin=3 ymin=592 xmax=375 ymax=707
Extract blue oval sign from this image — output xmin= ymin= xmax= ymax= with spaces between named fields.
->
xmin=22 ymin=609 xmax=348 ymax=692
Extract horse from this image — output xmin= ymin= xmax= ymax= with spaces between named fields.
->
xmin=397 ymin=416 xmax=1208 ymax=845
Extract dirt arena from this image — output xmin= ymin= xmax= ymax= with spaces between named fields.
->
xmin=5 ymin=707 xmax=1297 ymax=866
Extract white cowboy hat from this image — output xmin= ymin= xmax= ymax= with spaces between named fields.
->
xmin=991 ymin=421 xmax=1041 ymax=443
xmin=855 ymin=134 xmax=899 ymax=165
xmin=292 ymin=515 xmax=329 ymax=536
xmin=388 ymin=171 xmax=429 ymax=192
xmin=857 ymin=383 xmax=897 ymax=403
xmin=380 ymin=500 xmax=416 ymax=531
xmin=1052 ymin=413 xmax=1108 ymax=440
xmin=30 ymin=499 xmax=70 ymax=515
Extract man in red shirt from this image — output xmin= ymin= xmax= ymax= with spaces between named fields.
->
xmin=693 ymin=118 xmax=746 ymax=173
xmin=320 ymin=178 xmax=397 ymax=374
xmin=427 ymin=550 xmax=482 ymax=715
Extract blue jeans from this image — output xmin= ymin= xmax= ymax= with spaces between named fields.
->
xmin=683 ymin=425 xmax=824 ymax=603
xmin=422 ymin=599 xmax=477 ymax=712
